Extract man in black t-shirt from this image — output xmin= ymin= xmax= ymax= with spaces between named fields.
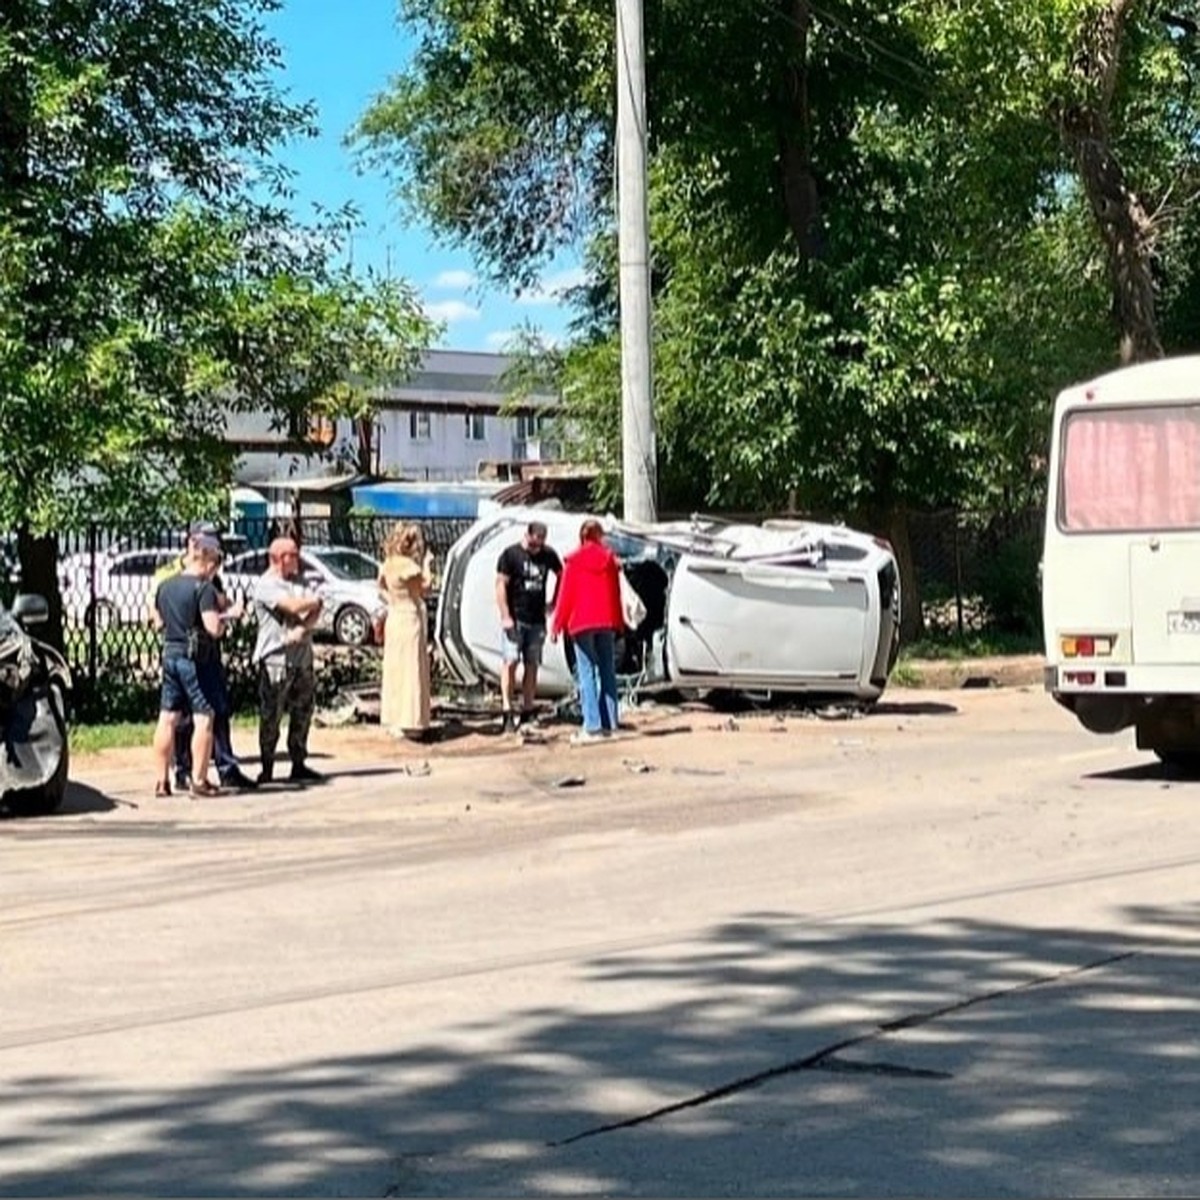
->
xmin=495 ymin=520 xmax=562 ymax=733
xmin=151 ymin=538 xmax=227 ymax=798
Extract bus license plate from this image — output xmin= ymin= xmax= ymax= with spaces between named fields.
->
xmin=1168 ymin=611 xmax=1200 ymax=634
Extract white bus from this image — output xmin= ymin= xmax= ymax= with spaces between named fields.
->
xmin=1043 ymin=356 xmax=1200 ymax=766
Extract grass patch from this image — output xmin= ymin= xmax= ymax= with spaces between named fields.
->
xmin=890 ymin=661 xmax=923 ymax=688
xmin=72 ymin=714 xmax=258 ymax=755
xmin=901 ymin=632 xmax=1042 ymax=661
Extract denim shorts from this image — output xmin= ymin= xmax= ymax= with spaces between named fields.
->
xmin=500 ymin=621 xmax=546 ymax=666
xmin=161 ymin=655 xmax=215 ymax=717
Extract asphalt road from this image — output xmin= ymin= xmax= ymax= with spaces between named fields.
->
xmin=3 ymin=688 xmax=1199 ymax=1196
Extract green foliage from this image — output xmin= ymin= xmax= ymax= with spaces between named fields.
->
xmin=0 ymin=0 xmax=435 ymax=536
xmin=900 ymin=630 xmax=1043 ymax=661
xmin=360 ymin=0 xmax=1198 ymax=525
xmin=975 ymin=529 xmax=1044 ymax=639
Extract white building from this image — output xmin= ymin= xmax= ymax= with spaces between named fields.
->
xmin=228 ymin=349 xmax=560 ymax=488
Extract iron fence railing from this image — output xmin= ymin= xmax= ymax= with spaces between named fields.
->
xmin=20 ymin=516 xmax=473 ymax=723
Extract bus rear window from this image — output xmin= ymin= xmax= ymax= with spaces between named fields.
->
xmin=1061 ymin=404 xmax=1200 ymax=531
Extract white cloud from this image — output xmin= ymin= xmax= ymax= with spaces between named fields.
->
xmin=515 ymin=266 xmax=587 ymax=306
xmin=433 ymin=269 xmax=477 ymax=290
xmin=485 ymin=328 xmax=561 ymax=352
xmin=485 ymin=329 xmax=518 ymax=351
xmin=424 ymin=299 xmax=481 ymax=323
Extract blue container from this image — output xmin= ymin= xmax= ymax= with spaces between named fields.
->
xmin=351 ymin=483 xmax=503 ymax=520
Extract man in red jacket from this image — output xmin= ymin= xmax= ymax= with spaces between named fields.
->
xmin=550 ymin=519 xmax=624 ymax=743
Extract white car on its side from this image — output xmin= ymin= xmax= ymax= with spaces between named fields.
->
xmin=436 ymin=506 xmax=902 ymax=703
xmin=223 ymin=544 xmax=386 ymax=646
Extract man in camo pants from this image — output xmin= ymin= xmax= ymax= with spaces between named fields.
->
xmin=251 ymin=537 xmax=324 ymax=784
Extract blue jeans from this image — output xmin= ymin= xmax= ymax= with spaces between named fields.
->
xmin=173 ymin=658 xmax=240 ymax=781
xmin=573 ymin=629 xmax=619 ymax=734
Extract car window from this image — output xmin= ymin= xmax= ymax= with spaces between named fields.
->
xmin=312 ymin=549 xmax=378 ymax=582
xmin=232 ymin=551 xmax=269 ymax=576
xmin=112 ymin=554 xmax=160 ymax=576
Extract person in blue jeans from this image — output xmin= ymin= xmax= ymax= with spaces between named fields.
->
xmin=150 ymin=521 xmax=255 ymax=791
xmin=550 ymin=520 xmax=625 ymax=744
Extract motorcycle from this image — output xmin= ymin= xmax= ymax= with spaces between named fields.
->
xmin=0 ymin=595 xmax=71 ymax=817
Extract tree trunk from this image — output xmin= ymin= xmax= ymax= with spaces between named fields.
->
xmin=1060 ymin=0 xmax=1163 ymax=364
xmin=16 ymin=526 xmax=65 ymax=652
xmin=355 ymin=416 xmax=376 ymax=476
xmin=861 ymin=497 xmax=923 ymax=646
xmin=1062 ymin=110 xmax=1162 ymax=364
xmin=777 ymin=0 xmax=822 ymax=258
xmin=881 ymin=504 xmax=923 ymax=646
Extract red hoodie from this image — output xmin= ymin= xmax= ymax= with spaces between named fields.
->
xmin=551 ymin=540 xmax=624 ymax=637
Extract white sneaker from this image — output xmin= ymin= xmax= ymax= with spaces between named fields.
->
xmin=569 ymin=730 xmax=605 ymax=746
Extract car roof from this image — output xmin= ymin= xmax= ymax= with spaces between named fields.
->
xmin=227 ymin=544 xmax=376 ymax=561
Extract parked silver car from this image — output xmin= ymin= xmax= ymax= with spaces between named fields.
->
xmin=223 ymin=544 xmax=386 ymax=646
xmin=436 ymin=507 xmax=901 ymax=703
xmin=59 ymin=546 xmax=182 ymax=628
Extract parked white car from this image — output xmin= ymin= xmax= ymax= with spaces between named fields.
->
xmin=60 ymin=547 xmax=182 ymax=628
xmin=223 ymin=544 xmax=386 ymax=646
xmin=436 ymin=507 xmax=902 ymax=703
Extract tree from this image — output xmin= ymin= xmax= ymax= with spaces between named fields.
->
xmin=358 ymin=1 xmax=1157 ymax=636
xmin=0 ymin=1 xmax=434 ymax=648
xmin=906 ymin=0 xmax=1200 ymax=364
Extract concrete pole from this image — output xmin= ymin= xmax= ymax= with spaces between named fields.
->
xmin=616 ymin=0 xmax=657 ymax=522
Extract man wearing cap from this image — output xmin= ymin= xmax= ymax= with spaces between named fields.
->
xmin=495 ymin=520 xmax=562 ymax=734
xmin=251 ymin=537 xmax=324 ymax=784
xmin=149 ymin=521 xmax=256 ymax=791
xmin=151 ymin=536 xmax=227 ymax=796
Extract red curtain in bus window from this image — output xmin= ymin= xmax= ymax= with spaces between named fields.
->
xmin=1062 ymin=406 xmax=1200 ymax=531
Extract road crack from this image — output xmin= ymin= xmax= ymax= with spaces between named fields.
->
xmin=550 ymin=949 xmax=1138 ymax=1146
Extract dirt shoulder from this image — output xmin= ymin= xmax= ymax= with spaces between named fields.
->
xmin=70 ymin=673 xmax=1047 ymax=780
xmin=899 ymin=653 xmax=1045 ymax=690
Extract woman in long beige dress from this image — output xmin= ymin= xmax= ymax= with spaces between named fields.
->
xmin=378 ymin=522 xmax=434 ymax=740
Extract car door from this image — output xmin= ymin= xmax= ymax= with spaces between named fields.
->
xmin=109 ymin=552 xmax=170 ymax=623
xmin=665 ymin=553 xmax=871 ymax=685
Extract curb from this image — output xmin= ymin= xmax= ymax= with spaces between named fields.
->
xmin=896 ymin=655 xmax=1044 ymax=691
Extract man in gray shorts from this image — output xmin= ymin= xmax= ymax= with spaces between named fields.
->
xmin=495 ymin=520 xmax=562 ymax=734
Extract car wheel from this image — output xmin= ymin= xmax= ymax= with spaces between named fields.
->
xmin=334 ymin=604 xmax=372 ymax=646
xmin=5 ymin=689 xmax=70 ymax=818
xmin=88 ymin=599 xmax=117 ymax=630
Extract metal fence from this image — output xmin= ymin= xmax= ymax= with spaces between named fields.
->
xmin=907 ymin=507 xmax=1044 ymax=640
xmin=35 ymin=516 xmax=474 ymax=724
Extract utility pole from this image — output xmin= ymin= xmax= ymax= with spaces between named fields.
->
xmin=616 ymin=0 xmax=657 ymax=522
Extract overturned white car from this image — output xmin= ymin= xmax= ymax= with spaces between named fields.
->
xmin=435 ymin=507 xmax=901 ymax=703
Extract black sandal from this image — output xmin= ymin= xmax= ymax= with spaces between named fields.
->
xmin=154 ymin=779 xmax=171 ymax=798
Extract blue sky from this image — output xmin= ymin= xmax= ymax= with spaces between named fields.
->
xmin=263 ymin=0 xmax=580 ymax=353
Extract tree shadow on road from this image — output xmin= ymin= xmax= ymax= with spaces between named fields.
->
xmin=3 ymin=906 xmax=1200 ymax=1197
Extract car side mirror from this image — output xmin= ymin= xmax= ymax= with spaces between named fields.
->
xmin=11 ymin=593 xmax=49 ymax=626
xmin=304 ymin=571 xmax=323 ymax=587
